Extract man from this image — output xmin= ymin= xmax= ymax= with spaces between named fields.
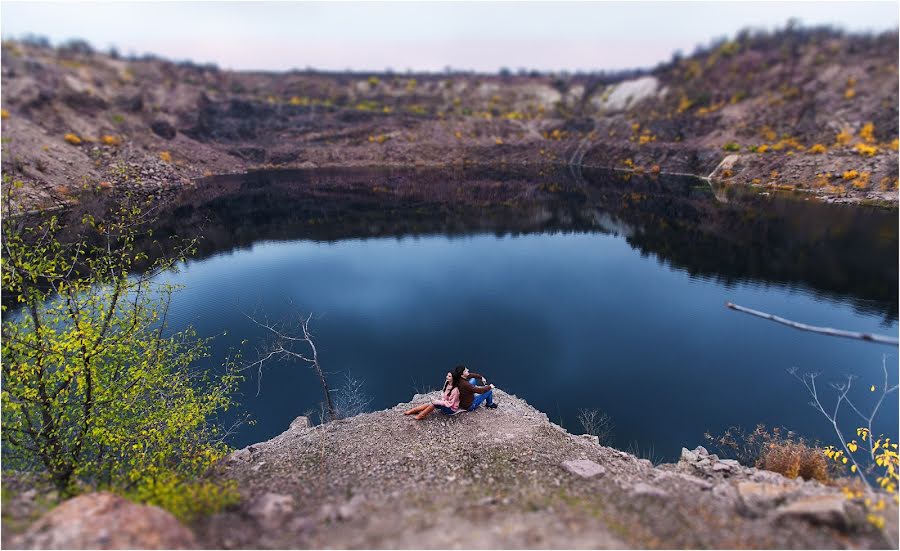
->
xmin=453 ymin=364 xmax=498 ymax=411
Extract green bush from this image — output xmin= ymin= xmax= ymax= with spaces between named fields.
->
xmin=722 ymin=141 xmax=741 ymax=152
xmin=1 ymin=182 xmax=241 ymax=520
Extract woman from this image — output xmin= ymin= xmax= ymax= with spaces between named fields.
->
xmin=404 ymin=371 xmax=460 ymax=420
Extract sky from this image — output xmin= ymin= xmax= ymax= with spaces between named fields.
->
xmin=1 ymin=1 xmax=897 ymax=73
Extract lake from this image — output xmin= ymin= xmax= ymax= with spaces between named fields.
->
xmin=145 ymin=167 xmax=898 ymax=459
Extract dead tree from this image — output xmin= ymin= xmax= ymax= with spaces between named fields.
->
xmin=245 ymin=311 xmax=336 ymax=421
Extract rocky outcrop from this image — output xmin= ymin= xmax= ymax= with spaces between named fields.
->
xmin=12 ymin=492 xmax=197 ymax=550
xmin=193 ymin=390 xmax=895 ymax=549
xmin=3 ymin=393 xmax=895 ymax=549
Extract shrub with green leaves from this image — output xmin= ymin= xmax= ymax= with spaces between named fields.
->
xmin=1 ymin=185 xmax=240 ymax=520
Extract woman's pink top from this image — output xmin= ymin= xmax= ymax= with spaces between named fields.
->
xmin=432 ymin=386 xmax=460 ymax=411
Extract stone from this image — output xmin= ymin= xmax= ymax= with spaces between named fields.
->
xmin=226 ymin=447 xmax=252 ymax=463
xmin=15 ymin=492 xmax=197 ymax=549
xmin=774 ymin=495 xmax=848 ymax=528
xmin=150 ymin=120 xmax=177 ymax=140
xmin=713 ymin=462 xmax=735 ymax=472
xmin=290 ymin=415 xmax=311 ymax=430
xmin=680 ymin=447 xmax=699 ymax=463
xmin=247 ymin=493 xmax=295 ymax=530
xmin=561 ymin=459 xmax=606 ymax=478
xmin=579 ymin=434 xmax=600 ymax=445
xmin=631 ymin=482 xmax=670 ymax=498
xmin=737 ymin=482 xmax=793 ymax=515
xmin=659 ymin=470 xmax=714 ymax=490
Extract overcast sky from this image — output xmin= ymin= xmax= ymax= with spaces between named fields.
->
xmin=1 ymin=1 xmax=897 ymax=72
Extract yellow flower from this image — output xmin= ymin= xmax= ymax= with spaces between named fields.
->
xmin=871 ymin=385 xmax=876 ymax=392
xmin=851 ymin=464 xmax=858 ymax=473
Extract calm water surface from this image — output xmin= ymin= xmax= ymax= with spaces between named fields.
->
xmin=149 ymin=168 xmax=898 ymax=458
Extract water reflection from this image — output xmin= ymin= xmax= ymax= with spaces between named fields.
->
xmin=150 ymin=166 xmax=897 ymax=321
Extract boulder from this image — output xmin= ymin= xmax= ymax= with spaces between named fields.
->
xmin=561 ymin=459 xmax=606 ymax=478
xmin=15 ymin=492 xmax=197 ymax=549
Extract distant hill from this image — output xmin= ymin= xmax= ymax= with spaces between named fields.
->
xmin=1 ymin=25 xmax=896 ymax=211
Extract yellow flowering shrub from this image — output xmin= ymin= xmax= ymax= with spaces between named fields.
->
xmin=835 ymin=128 xmax=853 ymax=146
xmin=159 ymin=151 xmax=172 ymax=162
xmin=859 ymin=122 xmax=876 ymax=144
xmin=100 ymin=135 xmax=122 ymax=146
xmin=676 ymin=96 xmax=693 ymax=114
xmin=854 ymin=143 xmax=878 ymax=157
xmin=1 ymin=108 xmax=8 ymax=119
xmin=64 ymin=133 xmax=82 ymax=145
xmin=842 ymin=170 xmax=859 ymax=180
xmin=851 ymin=172 xmax=871 ymax=189
xmin=807 ymin=144 xmax=827 ymax=154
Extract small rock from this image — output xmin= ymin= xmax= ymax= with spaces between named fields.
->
xmin=247 ymin=493 xmax=295 ymax=530
xmin=579 ymin=434 xmax=600 ymax=445
xmin=631 ymin=482 xmax=669 ymax=498
xmin=290 ymin=415 xmax=311 ymax=430
xmin=561 ymin=459 xmax=606 ymax=478
xmin=226 ymin=447 xmax=252 ymax=463
xmin=150 ymin=120 xmax=177 ymax=140
xmin=774 ymin=495 xmax=848 ymax=528
xmin=737 ymin=482 xmax=793 ymax=515
xmin=680 ymin=447 xmax=699 ymax=463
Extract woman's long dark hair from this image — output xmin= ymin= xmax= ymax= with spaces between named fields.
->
xmin=444 ymin=365 xmax=466 ymax=395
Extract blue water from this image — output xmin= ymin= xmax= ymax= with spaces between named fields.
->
xmin=154 ymin=185 xmax=898 ymax=459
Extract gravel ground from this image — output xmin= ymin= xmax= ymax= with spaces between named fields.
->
xmin=196 ymin=389 xmax=897 ymax=549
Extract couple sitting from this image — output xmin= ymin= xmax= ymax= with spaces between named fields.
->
xmin=404 ymin=364 xmax=497 ymax=420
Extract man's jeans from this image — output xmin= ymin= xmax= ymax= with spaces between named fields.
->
xmin=467 ymin=377 xmax=495 ymax=410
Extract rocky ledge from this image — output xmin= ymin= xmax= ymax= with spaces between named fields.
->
xmin=4 ymin=389 xmax=897 ymax=549
xmin=191 ymin=389 xmax=895 ymax=549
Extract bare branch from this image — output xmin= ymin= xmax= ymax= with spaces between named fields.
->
xmin=243 ymin=309 xmax=337 ymax=419
xmin=726 ymin=302 xmax=898 ymax=346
